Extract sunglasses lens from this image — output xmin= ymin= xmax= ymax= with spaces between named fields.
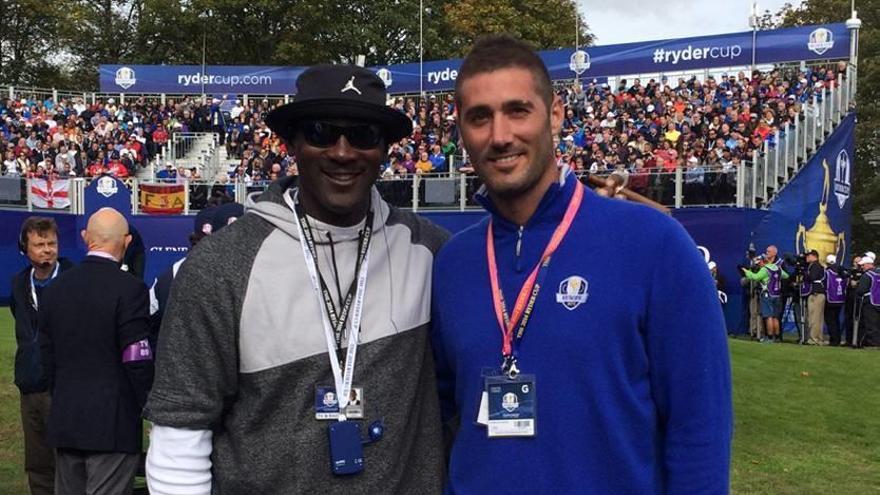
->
xmin=345 ymin=125 xmax=383 ymax=149
xmin=300 ymin=121 xmax=383 ymax=149
xmin=301 ymin=121 xmax=339 ymax=147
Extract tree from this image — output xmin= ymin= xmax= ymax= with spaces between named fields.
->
xmin=0 ymin=0 xmax=69 ymax=87
xmin=440 ymin=0 xmax=592 ymax=57
xmin=2 ymin=0 xmax=594 ymax=90
xmin=774 ymin=0 xmax=879 ymax=254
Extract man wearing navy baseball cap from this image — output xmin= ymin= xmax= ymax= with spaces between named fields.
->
xmin=145 ymin=65 xmax=447 ymax=494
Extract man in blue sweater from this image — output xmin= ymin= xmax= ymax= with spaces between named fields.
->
xmin=431 ymin=35 xmax=733 ymax=494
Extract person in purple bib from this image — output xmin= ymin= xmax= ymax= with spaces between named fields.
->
xmin=823 ymin=255 xmax=848 ymax=346
xmin=741 ymin=246 xmax=789 ymax=343
xmin=853 ymin=256 xmax=880 ymax=347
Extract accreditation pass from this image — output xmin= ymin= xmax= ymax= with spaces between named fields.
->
xmin=484 ymin=375 xmax=537 ymax=437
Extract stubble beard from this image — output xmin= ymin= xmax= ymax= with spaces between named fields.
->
xmin=478 ymin=134 xmax=555 ymax=200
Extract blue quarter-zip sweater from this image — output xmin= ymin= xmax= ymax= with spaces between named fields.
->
xmin=431 ymin=170 xmax=732 ymax=494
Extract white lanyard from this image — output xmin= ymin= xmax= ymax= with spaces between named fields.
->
xmin=285 ymin=190 xmax=371 ymax=419
xmin=30 ymin=262 xmax=60 ymax=310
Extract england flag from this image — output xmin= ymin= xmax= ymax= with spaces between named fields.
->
xmin=31 ymin=179 xmax=70 ymax=209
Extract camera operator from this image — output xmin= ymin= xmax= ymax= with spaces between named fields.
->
xmin=844 ymin=255 xmax=863 ymax=345
xmin=780 ymin=253 xmax=805 ymax=343
xmin=823 ymin=255 xmax=848 ymax=346
xmin=853 ymin=255 xmax=880 ymax=347
xmin=740 ymin=246 xmax=788 ymax=343
xmin=740 ymin=245 xmax=763 ymax=338
xmin=801 ymin=249 xmax=826 ymax=345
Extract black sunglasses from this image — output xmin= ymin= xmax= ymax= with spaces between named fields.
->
xmin=298 ymin=121 xmax=384 ymax=149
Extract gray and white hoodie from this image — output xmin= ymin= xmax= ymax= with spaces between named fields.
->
xmin=145 ymin=176 xmax=448 ymax=494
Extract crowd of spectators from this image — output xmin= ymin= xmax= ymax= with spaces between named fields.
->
xmin=549 ymin=62 xmax=846 ymax=204
xmin=0 ymin=95 xmax=232 ymax=181
xmin=1 ymin=62 xmax=843 ymax=207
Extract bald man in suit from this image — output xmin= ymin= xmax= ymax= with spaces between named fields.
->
xmin=39 ymin=208 xmax=154 ymax=495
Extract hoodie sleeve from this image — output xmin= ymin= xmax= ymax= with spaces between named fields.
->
xmin=143 ymin=239 xmax=242 ymax=429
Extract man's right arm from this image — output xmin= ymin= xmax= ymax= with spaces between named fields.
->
xmin=146 ymin=426 xmax=213 ymax=495
xmin=144 ymin=241 xmax=240 ymax=493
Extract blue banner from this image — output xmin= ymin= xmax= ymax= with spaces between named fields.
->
xmin=99 ymin=65 xmax=303 ymax=95
xmin=751 ymin=113 xmax=856 ymax=270
xmin=101 ymin=23 xmax=850 ymax=95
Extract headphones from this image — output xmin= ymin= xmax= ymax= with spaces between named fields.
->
xmin=18 ymin=226 xmax=28 ymax=256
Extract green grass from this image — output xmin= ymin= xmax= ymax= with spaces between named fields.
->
xmin=729 ymin=338 xmax=880 ymax=494
xmin=0 ymin=312 xmax=878 ymax=494
xmin=0 ymin=311 xmax=27 ymax=495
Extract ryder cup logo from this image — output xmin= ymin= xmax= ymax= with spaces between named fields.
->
xmin=502 ymin=393 xmax=519 ymax=412
xmin=833 ymin=150 xmax=851 ymax=208
xmin=115 ymin=67 xmax=137 ymax=90
xmin=376 ymin=68 xmax=393 ymax=88
xmin=807 ymin=28 xmax=834 ymax=56
xmin=569 ymin=50 xmax=591 ymax=75
xmin=323 ymin=391 xmax=337 ymax=408
xmin=96 ymin=176 xmax=118 ymax=198
xmin=556 ymin=275 xmax=589 ymax=310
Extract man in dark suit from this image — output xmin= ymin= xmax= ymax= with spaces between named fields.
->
xmin=10 ymin=217 xmax=74 ymax=495
xmin=39 ymin=207 xmax=154 ymax=495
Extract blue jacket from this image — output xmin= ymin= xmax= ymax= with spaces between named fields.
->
xmin=9 ymin=259 xmax=75 ymax=394
xmin=432 ymin=171 xmax=732 ymax=494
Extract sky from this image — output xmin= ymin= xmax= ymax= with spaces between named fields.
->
xmin=579 ymin=0 xmax=799 ymax=46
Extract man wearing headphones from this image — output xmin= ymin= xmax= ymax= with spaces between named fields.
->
xmin=9 ymin=217 xmax=73 ymax=495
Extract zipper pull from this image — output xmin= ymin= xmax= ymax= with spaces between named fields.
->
xmin=515 ymin=226 xmax=524 ymax=272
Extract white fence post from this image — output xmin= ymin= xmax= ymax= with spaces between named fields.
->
xmin=184 ymin=178 xmax=190 ymax=215
xmin=459 ymin=173 xmax=467 ymax=211
xmin=131 ymin=179 xmax=139 ymax=215
xmin=412 ymin=174 xmax=420 ymax=212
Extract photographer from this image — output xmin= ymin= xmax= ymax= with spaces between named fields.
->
xmin=823 ymin=255 xmax=848 ymax=346
xmin=740 ymin=246 xmax=762 ymax=337
xmin=802 ymin=250 xmax=826 ymax=345
xmin=740 ymin=246 xmax=788 ymax=343
xmin=844 ymin=255 xmax=863 ymax=346
xmin=853 ymin=256 xmax=880 ymax=347
xmin=780 ymin=253 xmax=805 ymax=343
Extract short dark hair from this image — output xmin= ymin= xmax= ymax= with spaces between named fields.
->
xmin=20 ymin=217 xmax=58 ymax=249
xmin=455 ymin=34 xmax=554 ymax=112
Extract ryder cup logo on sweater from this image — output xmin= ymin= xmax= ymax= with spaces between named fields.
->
xmin=556 ymin=275 xmax=589 ymax=310
xmin=833 ymin=150 xmax=851 ymax=208
xmin=115 ymin=67 xmax=137 ymax=90
xmin=807 ymin=28 xmax=834 ymax=56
